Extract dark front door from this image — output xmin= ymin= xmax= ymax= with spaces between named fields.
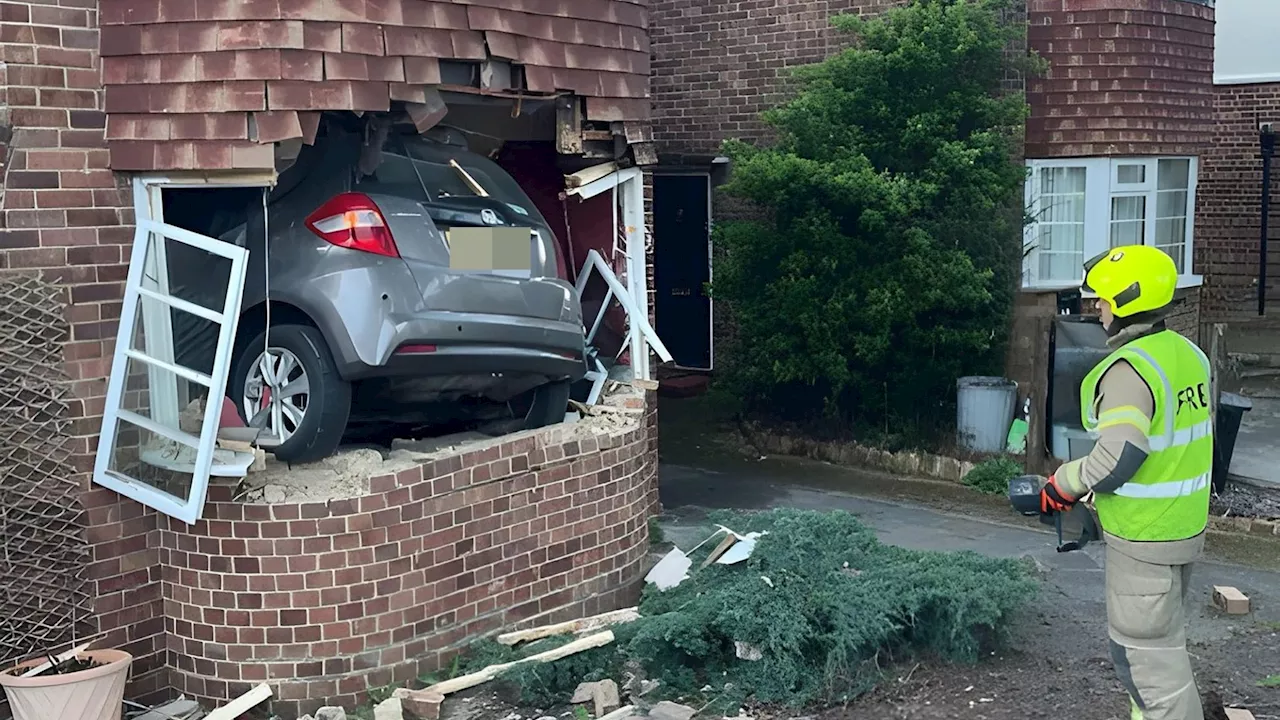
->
xmin=654 ymin=174 xmax=712 ymax=370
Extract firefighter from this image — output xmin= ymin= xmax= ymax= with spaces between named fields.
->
xmin=1039 ymin=244 xmax=1212 ymax=720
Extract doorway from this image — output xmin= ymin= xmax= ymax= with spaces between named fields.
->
xmin=653 ymin=173 xmax=713 ymax=370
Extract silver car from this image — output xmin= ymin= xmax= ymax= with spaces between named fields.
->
xmin=170 ymin=117 xmax=587 ymax=462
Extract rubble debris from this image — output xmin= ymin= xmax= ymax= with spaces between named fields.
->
xmin=1213 ymin=586 xmax=1251 ymax=615
xmin=374 ymin=696 xmax=405 ymax=720
xmin=595 ymin=707 xmax=636 ymax=720
xmin=569 ymin=679 xmax=620 ymax=717
xmin=648 ymin=701 xmax=696 ymax=720
xmin=454 ymin=509 xmax=1035 ymax=710
xmin=426 ymin=631 xmax=615 ymax=696
xmin=734 ymin=641 xmax=763 ymax=662
xmin=393 ymin=688 xmax=444 ymax=720
xmin=498 ymin=608 xmax=640 ymax=647
xmin=133 ymin=698 xmax=203 ymax=720
xmin=1225 ymin=709 xmax=1256 ymax=720
xmin=205 ymin=683 xmax=272 ymax=720
xmin=315 ymin=707 xmax=347 ymax=720
xmin=19 ymin=635 xmax=102 ymax=678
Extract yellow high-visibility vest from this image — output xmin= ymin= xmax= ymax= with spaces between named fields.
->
xmin=1081 ymin=330 xmax=1212 ymax=542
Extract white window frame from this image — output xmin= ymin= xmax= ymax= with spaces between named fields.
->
xmin=1023 ymin=157 xmax=1202 ymax=292
xmin=567 ymin=166 xmax=673 ymax=400
xmin=93 ymin=175 xmax=266 ymax=524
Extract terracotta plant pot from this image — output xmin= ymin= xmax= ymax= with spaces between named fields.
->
xmin=0 ymin=649 xmax=132 ymax=720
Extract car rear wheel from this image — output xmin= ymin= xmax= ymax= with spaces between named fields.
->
xmin=524 ymin=379 xmax=572 ymax=429
xmin=231 ymin=324 xmax=352 ymax=463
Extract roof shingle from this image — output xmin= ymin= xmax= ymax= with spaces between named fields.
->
xmin=102 ymin=0 xmax=650 ymax=171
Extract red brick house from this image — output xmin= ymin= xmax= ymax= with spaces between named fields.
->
xmin=1 ymin=0 xmax=662 ymax=714
xmin=1198 ymin=0 xmax=1280 ymax=323
xmin=646 ymin=0 xmax=1221 ymax=370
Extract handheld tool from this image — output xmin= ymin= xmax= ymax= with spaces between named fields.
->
xmin=1007 ymin=474 xmax=1100 ymax=553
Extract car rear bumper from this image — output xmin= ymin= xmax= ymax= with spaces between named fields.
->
xmin=335 ymin=310 xmax=588 ymax=382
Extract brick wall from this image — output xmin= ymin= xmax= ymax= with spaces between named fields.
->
xmin=0 ymin=0 xmax=171 ymax=699
xmin=1196 ymin=82 xmax=1280 ymax=321
xmin=2 ymin=0 xmax=662 ymax=709
xmin=162 ymin=411 xmax=658 ymax=717
xmin=1025 ymin=0 xmax=1215 ymax=158
xmin=649 ymin=0 xmax=903 ymax=157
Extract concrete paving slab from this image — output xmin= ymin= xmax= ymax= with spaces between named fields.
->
xmin=1230 ymin=396 xmax=1280 ymax=489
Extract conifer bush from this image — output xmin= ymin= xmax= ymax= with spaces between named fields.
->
xmin=465 ymin=509 xmax=1037 ymax=710
xmin=712 ymin=0 xmax=1032 ymax=439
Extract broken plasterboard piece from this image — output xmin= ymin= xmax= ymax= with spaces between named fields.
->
xmin=645 ymin=547 xmax=692 ymax=590
xmin=1225 ymin=709 xmax=1256 ymax=720
xmin=712 ymin=527 xmax=768 ymax=565
xmin=1212 ymin=586 xmax=1250 ymax=615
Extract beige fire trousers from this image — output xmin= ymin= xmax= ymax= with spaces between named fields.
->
xmin=1106 ymin=544 xmax=1204 ymax=720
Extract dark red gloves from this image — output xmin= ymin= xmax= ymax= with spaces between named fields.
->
xmin=1039 ymin=475 xmax=1076 ymax=514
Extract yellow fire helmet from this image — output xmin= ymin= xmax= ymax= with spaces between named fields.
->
xmin=1082 ymin=244 xmax=1177 ymax=318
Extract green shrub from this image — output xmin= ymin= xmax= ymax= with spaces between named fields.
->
xmin=963 ymin=457 xmax=1024 ymax=495
xmin=712 ymin=0 xmax=1032 ymax=440
xmin=462 ymin=509 xmax=1037 ymax=710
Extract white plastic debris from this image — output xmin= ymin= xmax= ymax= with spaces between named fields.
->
xmin=645 ymin=548 xmax=692 ymax=590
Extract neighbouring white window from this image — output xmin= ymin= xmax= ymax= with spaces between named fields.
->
xmin=1023 ymin=157 xmax=1200 ymax=290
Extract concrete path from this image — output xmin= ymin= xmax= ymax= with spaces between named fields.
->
xmin=1231 ymin=395 xmax=1280 ymax=490
xmin=658 ymin=457 xmax=1280 ymax=645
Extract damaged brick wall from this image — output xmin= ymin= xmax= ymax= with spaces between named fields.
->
xmin=97 ymin=0 xmax=651 ymax=171
xmin=162 ymin=405 xmax=658 ymax=718
xmin=0 ymin=0 xmax=171 ymax=700
xmin=1196 ymin=82 xmax=1280 ymax=322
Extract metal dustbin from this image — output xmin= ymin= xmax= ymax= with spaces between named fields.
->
xmin=1213 ymin=391 xmax=1253 ymax=494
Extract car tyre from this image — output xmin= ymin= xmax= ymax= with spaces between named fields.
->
xmin=524 ymin=379 xmax=572 ymax=429
xmin=231 ymin=324 xmax=352 ymax=464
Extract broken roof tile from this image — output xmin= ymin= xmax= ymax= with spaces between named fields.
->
xmin=483 ymin=31 xmax=520 ymax=61
xmin=340 ymin=23 xmax=386 ymax=56
xmin=523 ymin=65 xmax=554 ymax=93
xmin=251 ymin=110 xmax=304 ymax=143
xmin=298 ymin=111 xmax=321 ymax=144
xmin=447 ymin=0 xmax=645 ymax=29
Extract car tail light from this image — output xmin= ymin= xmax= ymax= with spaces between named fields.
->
xmin=305 ymin=193 xmax=400 ymax=258
xmin=395 ymin=344 xmax=437 ymax=355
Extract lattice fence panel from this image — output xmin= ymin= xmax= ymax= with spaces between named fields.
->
xmin=0 ymin=274 xmax=92 ymax=664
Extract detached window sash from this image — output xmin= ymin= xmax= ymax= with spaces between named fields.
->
xmin=1024 ymin=157 xmax=1196 ymax=288
xmin=93 ymin=219 xmax=249 ymax=524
